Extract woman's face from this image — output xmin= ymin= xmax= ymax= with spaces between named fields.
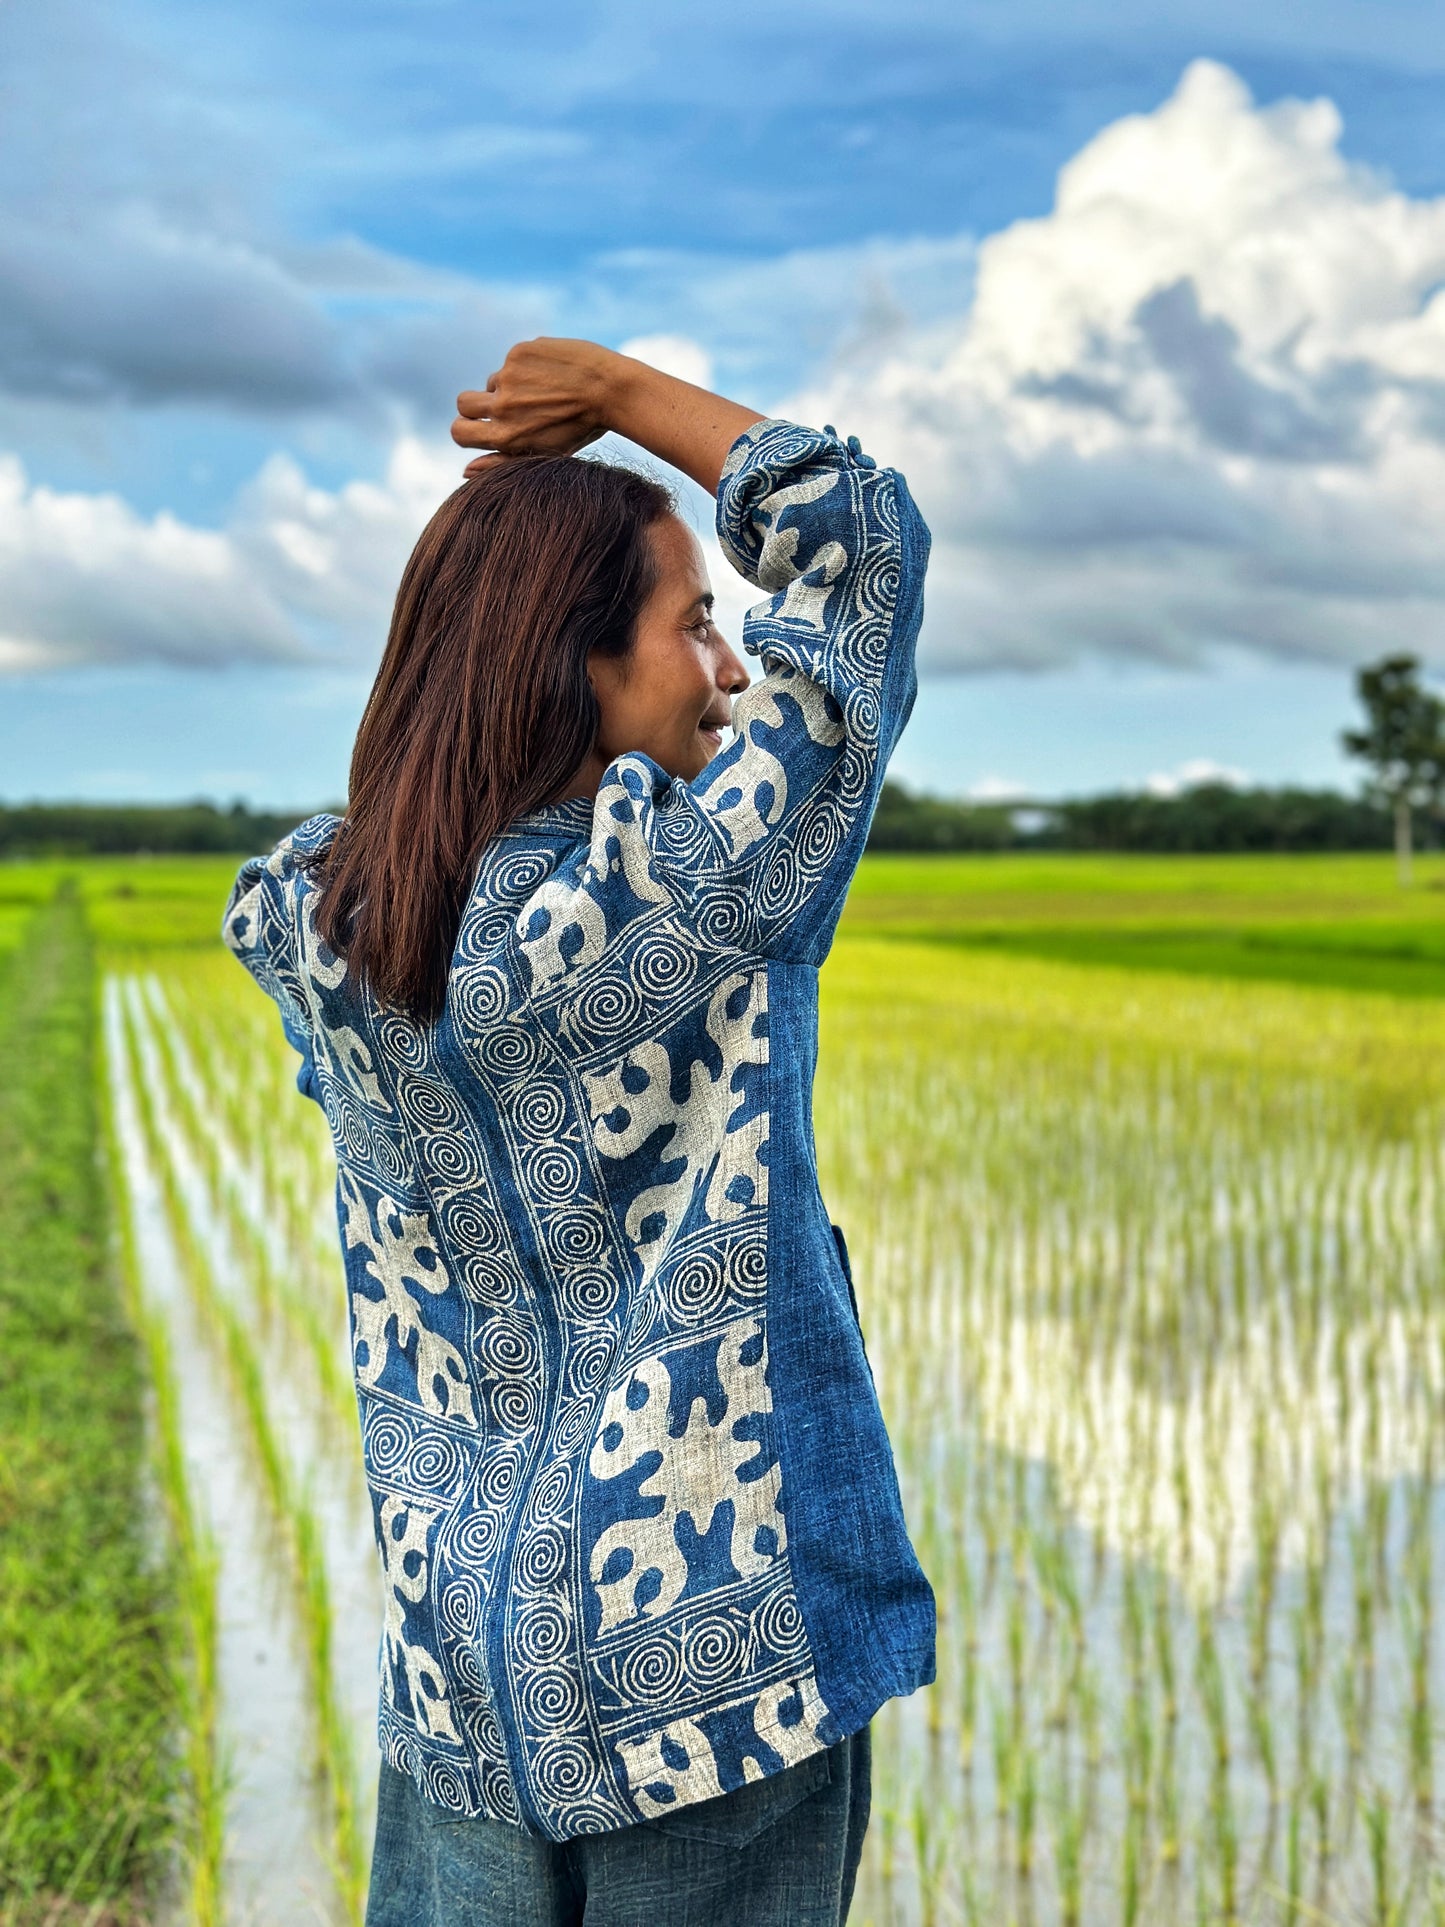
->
xmin=589 ymin=513 xmax=751 ymax=783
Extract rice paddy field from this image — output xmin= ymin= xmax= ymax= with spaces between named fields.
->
xmin=4 ymin=847 xmax=1445 ymax=1924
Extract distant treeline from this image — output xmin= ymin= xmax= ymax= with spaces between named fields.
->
xmin=0 ymin=782 xmax=1410 ymax=859
xmin=867 ymin=779 xmax=1402 ymax=853
xmin=0 ymin=801 xmax=327 ymax=859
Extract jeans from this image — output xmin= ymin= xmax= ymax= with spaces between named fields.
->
xmin=364 ymin=1727 xmax=871 ymax=1927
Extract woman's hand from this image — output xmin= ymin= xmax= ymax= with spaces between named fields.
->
xmin=453 ymin=337 xmax=766 ymax=496
xmin=452 ymin=338 xmax=618 ymax=471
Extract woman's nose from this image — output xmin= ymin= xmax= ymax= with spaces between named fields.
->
xmin=719 ymin=640 xmax=750 ymax=695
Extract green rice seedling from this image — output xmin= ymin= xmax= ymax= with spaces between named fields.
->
xmin=1310 ymin=1767 xmax=1331 ymax=1901
xmin=120 ymin=986 xmax=368 ymax=1923
xmin=1014 ymin=1737 xmax=1038 ymax=1882
xmin=1285 ymin=1784 xmax=1305 ymax=1920
xmin=114 ymin=1236 xmax=226 ymax=1923
xmin=1365 ymin=1785 xmax=1403 ymax=1927
xmin=103 ymin=990 xmax=225 ymax=1925
xmin=1048 ymin=1761 xmax=1087 ymax=1927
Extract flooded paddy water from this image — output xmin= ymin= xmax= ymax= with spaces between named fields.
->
xmin=101 ymin=916 xmax=1445 ymax=1925
xmin=106 ymin=970 xmax=380 ymax=1925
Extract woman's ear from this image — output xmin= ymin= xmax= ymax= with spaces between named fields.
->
xmin=586 ymin=646 xmax=632 ymax=702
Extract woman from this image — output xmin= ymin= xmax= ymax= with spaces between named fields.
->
xmin=224 ymin=337 xmax=935 ymax=1926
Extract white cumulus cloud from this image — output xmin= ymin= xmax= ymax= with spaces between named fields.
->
xmin=0 ymin=439 xmax=463 ymax=670
xmin=617 ymin=334 xmax=715 ymax=390
xmin=788 ymin=59 xmax=1445 ymax=672
xmin=13 ymin=60 xmax=1445 ymax=683
xmin=1145 ymin=757 xmax=1251 ymax=797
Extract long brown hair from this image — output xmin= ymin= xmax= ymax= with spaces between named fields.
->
xmin=313 ymin=454 xmax=674 ymax=1023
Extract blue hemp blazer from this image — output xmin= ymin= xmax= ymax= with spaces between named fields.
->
xmin=224 ymin=417 xmax=937 ymax=1840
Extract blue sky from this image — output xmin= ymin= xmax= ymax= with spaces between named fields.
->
xmin=3 ymin=0 xmax=1445 ymax=805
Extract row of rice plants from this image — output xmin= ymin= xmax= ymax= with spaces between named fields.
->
xmin=818 ymin=945 xmax=1445 ymax=1926
xmin=108 ymin=922 xmax=1445 ymax=1922
xmin=102 ymin=1036 xmax=225 ymax=1926
xmin=106 ymin=965 xmax=377 ymax=1924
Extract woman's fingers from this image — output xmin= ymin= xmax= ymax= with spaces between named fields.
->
xmin=452 ymin=339 xmax=617 ymax=467
xmin=451 ymin=412 xmax=501 ymax=448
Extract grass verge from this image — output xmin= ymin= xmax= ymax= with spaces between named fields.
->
xmin=0 ymin=889 xmax=179 ymax=1923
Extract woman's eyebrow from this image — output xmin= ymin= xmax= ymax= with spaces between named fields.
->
xmin=687 ymin=591 xmax=716 ymax=615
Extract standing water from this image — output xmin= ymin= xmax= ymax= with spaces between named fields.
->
xmin=106 ymin=973 xmax=381 ymax=1925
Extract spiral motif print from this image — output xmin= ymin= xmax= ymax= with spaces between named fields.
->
xmin=451 ymin=1502 xmax=503 ymax=1569
xmin=551 ymin=1396 xmax=596 ymax=1454
xmin=480 ymin=1761 xmax=521 ymax=1825
xmin=447 ymin=1641 xmax=487 ymax=1695
xmin=453 ymin=1246 xmax=520 ymax=1309
xmin=556 ymin=1263 xmax=619 ymax=1322
xmin=377 ymin=1009 xmax=429 ymax=1070
xmin=515 ymin=1598 xmax=572 ymax=1670
xmin=526 ymin=1457 xmax=574 ymax=1524
xmin=474 ymin=1441 xmax=525 ymax=1509
xmin=477 ymin=1022 xmax=540 ymax=1080
xmin=438 ymin=1578 xmax=482 ymax=1640
xmin=519 ymin=1664 xmax=585 ymax=1731
xmin=545 ymin=1207 xmax=607 ymax=1265
xmin=682 ymin=1612 xmax=747 ymax=1688
xmin=473 ymin=1312 xmax=539 ymax=1381
xmin=694 ymin=888 xmax=751 ymax=953
xmin=362 ymin=1402 xmax=474 ymax=1502
xmin=649 ymin=795 xmax=714 ymax=867
xmin=727 ymin=1234 xmax=768 ymax=1302
xmin=756 ymin=1584 xmax=809 ymax=1664
xmin=449 ymin=960 xmax=510 ymax=1032
xmin=565 ymin=1330 xmax=615 ymax=1397
xmin=220 ymin=417 xmax=930 ymax=1837
xmin=421 ymin=1757 xmax=474 ymax=1814
xmin=756 ymin=846 xmax=813 ymax=924
xmin=485 ymin=846 xmax=555 ymax=900
xmin=396 ymin=1073 xmax=466 ymax=1136
xmin=568 ymin=972 xmax=643 ymax=1047
xmin=416 ymin=1125 xmax=485 ymax=1193
xmin=632 ymin=932 xmax=695 ymax=1002
xmin=532 ymin=1738 xmax=599 ymax=1808
xmin=512 ymin=1077 xmax=569 ymax=1139
xmin=798 ymin=800 xmax=844 ymax=878
xmin=660 ymin=1250 xmax=729 ymax=1326
xmin=526 ymin=1142 xmax=583 ymax=1204
xmin=516 ymin=1523 xmax=568 ymax=1591
xmin=617 ymin=1632 xmax=686 ymax=1707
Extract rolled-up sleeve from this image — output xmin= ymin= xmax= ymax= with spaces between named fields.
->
xmin=222 ymin=818 xmax=336 ymax=1094
xmin=597 ymin=417 xmax=929 ymax=964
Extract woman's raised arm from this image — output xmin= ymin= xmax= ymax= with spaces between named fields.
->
xmin=451 ymin=338 xmax=765 ymax=495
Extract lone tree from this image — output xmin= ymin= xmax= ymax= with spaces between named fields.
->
xmin=1342 ymin=654 xmax=1445 ymax=886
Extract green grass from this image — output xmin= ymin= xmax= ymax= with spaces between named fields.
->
xmin=15 ymin=845 xmax=1445 ymax=989
xmin=840 ymin=850 xmax=1445 ymax=997
xmin=0 ymin=890 xmax=179 ymax=1922
xmin=2 ymin=855 xmax=248 ymax=955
